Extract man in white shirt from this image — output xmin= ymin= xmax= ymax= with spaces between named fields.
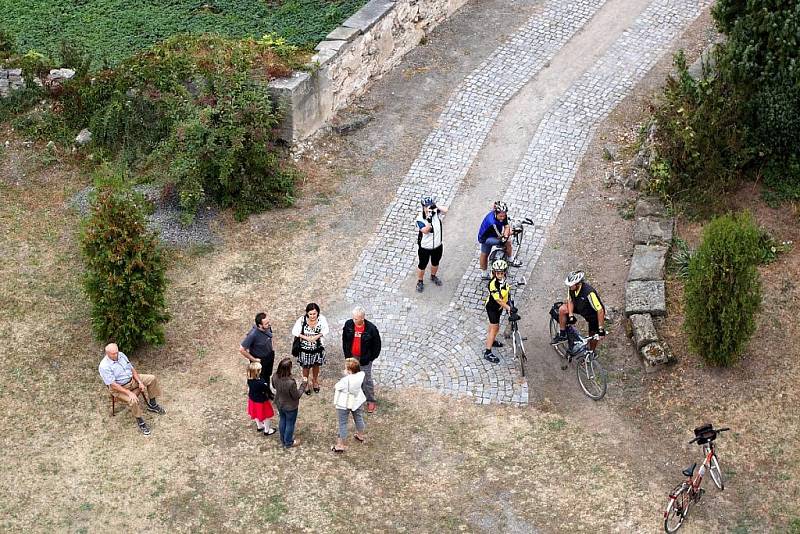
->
xmin=98 ymin=343 xmax=165 ymax=435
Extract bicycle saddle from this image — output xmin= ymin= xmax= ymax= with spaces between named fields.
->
xmin=682 ymin=463 xmax=696 ymax=477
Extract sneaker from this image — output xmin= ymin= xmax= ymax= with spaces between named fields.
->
xmin=430 ymin=275 xmax=443 ymax=286
xmin=551 ymin=333 xmax=568 ymax=344
xmin=263 ymin=428 xmax=277 ymax=436
xmin=508 ymin=258 xmax=523 ymax=268
xmin=492 ymin=340 xmax=504 ymax=348
xmin=366 ymin=402 xmax=377 ymax=414
xmin=416 ymin=280 xmax=424 ymax=293
xmin=137 ymin=420 xmax=151 ymax=436
xmin=146 ymin=402 xmax=166 ymax=415
xmin=483 ymin=351 xmax=500 ymax=363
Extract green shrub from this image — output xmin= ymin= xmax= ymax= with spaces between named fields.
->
xmin=47 ymin=34 xmax=296 ymax=221
xmin=80 ymin=188 xmax=170 ymax=350
xmin=0 ymin=29 xmax=15 ymax=59
xmin=683 ymin=212 xmax=762 ymax=366
xmin=651 ymin=50 xmax=749 ymax=206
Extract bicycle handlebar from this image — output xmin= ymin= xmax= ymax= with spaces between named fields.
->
xmin=688 ymin=427 xmax=730 ymax=444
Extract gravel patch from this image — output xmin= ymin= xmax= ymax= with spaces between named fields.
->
xmin=69 ymin=184 xmax=218 ymax=247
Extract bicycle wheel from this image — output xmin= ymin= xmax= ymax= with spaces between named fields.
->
xmin=664 ymin=484 xmax=691 ymax=533
xmin=549 ymin=317 xmax=567 ymax=358
xmin=576 ymin=353 xmax=608 ymax=400
xmin=709 ymin=454 xmax=724 ymax=490
xmin=514 ymin=330 xmax=527 ymax=377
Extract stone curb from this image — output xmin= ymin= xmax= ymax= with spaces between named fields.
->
xmin=625 ymin=196 xmax=675 ymax=371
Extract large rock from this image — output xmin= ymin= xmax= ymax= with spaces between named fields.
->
xmin=634 ymin=217 xmax=673 ymax=245
xmin=634 ymin=197 xmax=667 ymax=218
xmin=629 ymin=313 xmax=658 ymax=349
xmin=47 ymin=68 xmax=76 ymax=83
xmin=625 ymin=280 xmax=666 ymax=316
xmin=640 ymin=341 xmax=672 ymax=372
xmin=628 ymin=245 xmax=668 ymax=281
xmin=75 ymin=128 xmax=92 ymax=146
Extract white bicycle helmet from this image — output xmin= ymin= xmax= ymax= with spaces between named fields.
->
xmin=491 ymin=259 xmax=509 ymax=272
xmin=493 ymin=201 xmax=508 ymax=213
xmin=564 ymin=270 xmax=585 ymax=286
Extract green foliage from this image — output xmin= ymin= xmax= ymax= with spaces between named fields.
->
xmin=757 ymin=228 xmax=793 ymax=265
xmin=669 ymin=237 xmax=693 ymax=280
xmin=0 ymin=29 xmax=15 ymax=59
xmin=0 ymin=0 xmax=366 ymax=66
xmin=652 ymin=2 xmax=800 ymax=209
xmin=683 ymin=212 xmax=762 ymax=366
xmin=46 ymin=34 xmax=296 ymax=221
xmin=650 ymin=50 xmax=749 ymax=205
xmin=80 ymin=187 xmax=170 ymax=350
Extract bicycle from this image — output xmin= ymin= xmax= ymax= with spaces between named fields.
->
xmin=488 ymin=216 xmax=535 ymax=267
xmin=664 ymin=424 xmax=730 ymax=533
xmin=547 ymin=302 xmax=608 ymax=400
xmin=505 ymin=277 xmax=528 ymax=377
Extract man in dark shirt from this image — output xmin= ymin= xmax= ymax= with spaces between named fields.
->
xmin=239 ymin=312 xmax=275 ymax=381
xmin=342 ymin=306 xmax=382 ymax=413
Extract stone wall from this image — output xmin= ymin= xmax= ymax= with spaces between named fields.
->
xmin=0 ymin=68 xmax=25 ymax=97
xmin=269 ymin=0 xmax=469 ymax=141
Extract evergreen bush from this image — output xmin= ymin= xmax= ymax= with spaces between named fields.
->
xmin=683 ymin=211 xmax=762 ymax=366
xmin=81 ymin=188 xmax=170 ymax=350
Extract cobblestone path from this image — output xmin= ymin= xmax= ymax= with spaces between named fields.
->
xmin=345 ymin=0 xmax=710 ymax=405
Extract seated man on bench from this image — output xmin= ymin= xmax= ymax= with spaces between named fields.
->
xmin=98 ymin=343 xmax=166 ymax=435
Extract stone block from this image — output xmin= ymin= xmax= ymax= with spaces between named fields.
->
xmin=314 ymin=40 xmax=349 ymax=53
xmin=629 ymin=313 xmax=658 ymax=349
xmin=47 ymin=68 xmax=76 ymax=82
xmin=628 ymin=244 xmax=668 ymax=281
xmin=75 ymin=128 xmax=92 ymax=145
xmin=634 ymin=196 xmax=667 ymax=218
xmin=326 ymin=26 xmax=361 ymax=42
xmin=342 ymin=0 xmax=395 ymax=33
xmin=625 ymin=280 xmax=666 ymax=317
xmin=7 ymin=68 xmax=22 ymax=77
xmin=640 ymin=341 xmax=671 ymax=372
xmin=634 ymin=216 xmax=673 ymax=245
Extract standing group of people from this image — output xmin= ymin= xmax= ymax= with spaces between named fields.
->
xmin=239 ymin=305 xmax=381 ymax=451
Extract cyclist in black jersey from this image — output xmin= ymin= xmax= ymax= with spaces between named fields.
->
xmin=551 ymin=270 xmax=606 ymax=351
xmin=483 ymin=259 xmax=515 ymax=363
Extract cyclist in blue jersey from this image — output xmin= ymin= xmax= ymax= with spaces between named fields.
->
xmin=477 ymin=201 xmax=521 ymax=280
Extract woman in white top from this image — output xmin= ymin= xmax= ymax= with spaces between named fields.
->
xmin=291 ymin=302 xmax=330 ymax=394
xmin=415 ymin=196 xmax=449 ymax=293
xmin=331 ymin=357 xmax=367 ymax=452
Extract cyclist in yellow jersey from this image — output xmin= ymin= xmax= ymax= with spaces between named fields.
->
xmin=483 ymin=259 xmax=515 ymax=363
xmin=552 ymin=270 xmax=606 ymax=351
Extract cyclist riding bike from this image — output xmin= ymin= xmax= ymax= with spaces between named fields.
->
xmin=483 ymin=259 xmax=517 ymax=363
xmin=551 ymin=270 xmax=606 ymax=352
xmin=477 ymin=201 xmax=522 ymax=281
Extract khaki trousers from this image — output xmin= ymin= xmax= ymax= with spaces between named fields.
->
xmin=111 ymin=374 xmax=162 ymax=418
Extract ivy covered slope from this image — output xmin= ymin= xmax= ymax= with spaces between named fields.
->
xmin=1 ymin=0 xmax=367 ymax=65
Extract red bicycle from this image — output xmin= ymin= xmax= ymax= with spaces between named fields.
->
xmin=663 ymin=424 xmax=730 ymax=532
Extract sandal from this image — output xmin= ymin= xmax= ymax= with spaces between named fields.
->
xmin=330 ymin=446 xmax=345 ymax=453
xmin=313 ymin=385 xmax=321 ymax=393
xmin=354 ymin=434 xmax=366 ymax=443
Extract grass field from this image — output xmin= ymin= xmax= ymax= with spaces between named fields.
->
xmin=0 ymin=0 xmax=366 ymax=65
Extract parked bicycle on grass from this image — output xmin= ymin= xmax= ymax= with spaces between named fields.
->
xmin=664 ymin=424 xmax=730 ymax=533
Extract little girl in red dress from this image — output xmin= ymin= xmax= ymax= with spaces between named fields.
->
xmin=247 ymin=362 xmax=275 ymax=435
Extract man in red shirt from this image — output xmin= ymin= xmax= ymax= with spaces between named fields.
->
xmin=342 ymin=306 xmax=382 ymax=413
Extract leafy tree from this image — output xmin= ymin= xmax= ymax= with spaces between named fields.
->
xmin=81 ymin=188 xmax=170 ymax=350
xmin=684 ymin=212 xmax=762 ymax=366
